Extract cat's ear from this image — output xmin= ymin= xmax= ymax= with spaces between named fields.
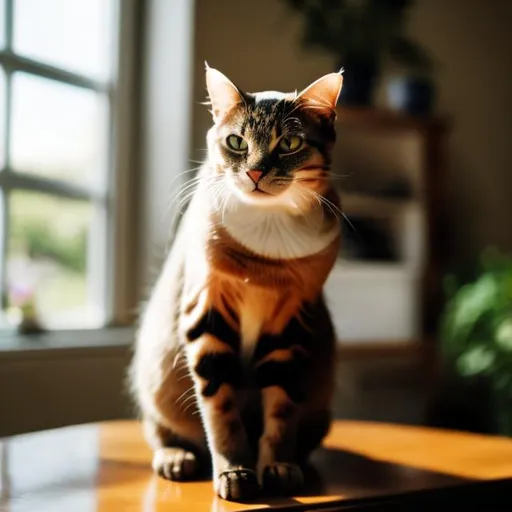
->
xmin=205 ymin=63 xmax=245 ymax=122
xmin=297 ymin=71 xmax=343 ymax=112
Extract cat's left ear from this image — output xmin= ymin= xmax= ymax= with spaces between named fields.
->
xmin=297 ymin=71 xmax=343 ymax=113
xmin=205 ymin=63 xmax=245 ymax=122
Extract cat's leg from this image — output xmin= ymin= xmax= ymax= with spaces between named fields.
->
xmin=254 ymin=343 xmax=306 ymax=495
xmin=143 ymin=417 xmax=204 ymax=481
xmin=294 ymin=297 xmax=336 ymax=467
xmin=185 ymin=314 xmax=259 ymax=501
xmin=295 ymin=409 xmax=332 ymax=465
xmin=131 ymin=334 xmax=208 ymax=481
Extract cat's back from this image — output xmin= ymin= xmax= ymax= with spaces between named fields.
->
xmin=130 ymin=190 xmax=209 ymax=431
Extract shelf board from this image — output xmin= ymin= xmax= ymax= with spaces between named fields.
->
xmin=330 ymin=260 xmax=418 ymax=278
xmin=341 ymin=192 xmax=418 ymax=215
xmin=336 ymin=106 xmax=449 ymax=133
xmin=335 ymin=339 xmax=426 ymax=355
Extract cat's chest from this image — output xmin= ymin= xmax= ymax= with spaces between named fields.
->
xmin=224 ymin=282 xmax=300 ymax=360
xmin=220 ymin=203 xmax=339 ymax=260
xmin=238 ymin=295 xmax=266 ymax=359
xmin=238 ymin=289 xmax=274 ymax=358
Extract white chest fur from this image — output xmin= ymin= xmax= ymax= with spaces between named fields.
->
xmin=220 ymin=197 xmax=339 ymax=260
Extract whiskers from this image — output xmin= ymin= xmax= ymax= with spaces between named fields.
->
xmin=160 ymin=167 xmax=202 ymax=234
xmin=293 ymin=185 xmax=323 ymax=219
xmin=175 ymin=386 xmax=199 ymax=416
xmin=209 ymin=177 xmax=231 ymax=223
xmin=163 ymin=165 xmax=236 ymax=241
xmin=294 ymin=167 xmax=350 ymax=183
xmin=165 ymin=176 xmax=201 ymax=240
xmin=295 ymin=182 xmax=357 ymax=234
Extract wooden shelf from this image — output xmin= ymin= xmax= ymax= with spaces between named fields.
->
xmin=336 ymin=106 xmax=449 ymax=133
xmin=335 ymin=338 xmax=429 ymax=358
xmin=330 ymin=106 xmax=450 ymax=338
xmin=341 ymin=192 xmax=417 ymax=216
xmin=331 ymin=261 xmax=417 ymax=278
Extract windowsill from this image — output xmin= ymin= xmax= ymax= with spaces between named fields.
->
xmin=0 ymin=325 xmax=134 ymax=357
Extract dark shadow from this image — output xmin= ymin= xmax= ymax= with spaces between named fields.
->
xmin=424 ymin=365 xmax=499 ymax=436
xmin=229 ymin=446 xmax=512 ymax=511
xmin=303 ymin=445 xmax=467 ymax=496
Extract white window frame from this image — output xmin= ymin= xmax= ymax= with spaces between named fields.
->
xmin=0 ymin=0 xmax=140 ymax=331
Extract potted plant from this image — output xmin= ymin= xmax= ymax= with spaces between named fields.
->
xmin=386 ymin=36 xmax=436 ymax=115
xmin=6 ymin=254 xmax=46 ymax=334
xmin=435 ymin=248 xmax=512 ymax=436
xmin=282 ymin=0 xmax=433 ymax=107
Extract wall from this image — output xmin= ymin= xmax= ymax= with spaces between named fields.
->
xmin=138 ymin=0 xmax=196 ymax=294
xmin=406 ymin=0 xmax=512 ymax=262
xmin=0 ymin=345 xmax=133 ymax=437
xmin=191 ymin=0 xmax=512 ymax=263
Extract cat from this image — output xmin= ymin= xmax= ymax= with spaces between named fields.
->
xmin=130 ymin=64 xmax=343 ymax=502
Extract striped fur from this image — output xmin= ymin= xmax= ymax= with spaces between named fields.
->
xmin=130 ymin=67 xmax=343 ymax=502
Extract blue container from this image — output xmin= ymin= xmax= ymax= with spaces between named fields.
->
xmin=339 ymin=61 xmax=378 ymax=107
xmin=387 ymin=75 xmax=435 ymax=116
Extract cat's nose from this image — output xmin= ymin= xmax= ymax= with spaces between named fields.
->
xmin=246 ymin=169 xmax=263 ymax=184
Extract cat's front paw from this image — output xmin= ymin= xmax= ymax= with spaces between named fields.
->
xmin=215 ymin=467 xmax=260 ymax=502
xmin=260 ymin=463 xmax=304 ymax=496
xmin=153 ymin=447 xmax=199 ymax=481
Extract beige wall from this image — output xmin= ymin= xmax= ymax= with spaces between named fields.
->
xmin=191 ymin=0 xmax=512 ymax=262
xmin=407 ymin=0 xmax=512 ymax=261
xmin=0 ymin=346 xmax=133 ymax=437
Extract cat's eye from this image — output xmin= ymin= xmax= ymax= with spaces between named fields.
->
xmin=226 ymin=134 xmax=248 ymax=152
xmin=278 ymin=135 xmax=304 ymax=154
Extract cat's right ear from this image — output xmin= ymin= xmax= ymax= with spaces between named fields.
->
xmin=205 ymin=63 xmax=244 ymax=122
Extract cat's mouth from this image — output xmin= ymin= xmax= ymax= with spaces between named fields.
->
xmin=251 ymin=187 xmax=271 ymax=196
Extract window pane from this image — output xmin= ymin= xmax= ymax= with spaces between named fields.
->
xmin=0 ymin=67 xmax=5 ymax=169
xmin=10 ymin=73 xmax=107 ymax=189
xmin=0 ymin=0 xmax=5 ymax=48
xmin=13 ymin=0 xmax=114 ymax=80
xmin=6 ymin=191 xmax=102 ymax=329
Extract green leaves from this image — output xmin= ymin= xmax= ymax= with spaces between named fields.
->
xmin=281 ymin=0 xmax=431 ymax=71
xmin=441 ymin=273 xmax=498 ymax=351
xmin=457 ymin=346 xmax=495 ymax=377
xmin=440 ymin=248 xmax=512 ymax=435
xmin=496 ymin=319 xmax=512 ymax=351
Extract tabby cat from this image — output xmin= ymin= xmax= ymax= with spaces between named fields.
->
xmin=130 ymin=65 xmax=343 ymax=502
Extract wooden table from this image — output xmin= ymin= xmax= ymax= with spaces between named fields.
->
xmin=1 ymin=420 xmax=512 ymax=511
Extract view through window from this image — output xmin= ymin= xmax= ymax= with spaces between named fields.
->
xmin=0 ymin=0 xmax=118 ymax=330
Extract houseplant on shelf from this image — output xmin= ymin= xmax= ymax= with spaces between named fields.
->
xmin=386 ymin=36 xmax=436 ymax=115
xmin=433 ymin=248 xmax=512 ymax=436
xmin=282 ymin=0 xmax=433 ymax=107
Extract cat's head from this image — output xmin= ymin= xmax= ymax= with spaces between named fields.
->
xmin=204 ymin=64 xmax=343 ymax=211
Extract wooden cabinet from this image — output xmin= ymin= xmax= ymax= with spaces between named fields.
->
xmin=325 ymin=107 xmax=450 ymax=345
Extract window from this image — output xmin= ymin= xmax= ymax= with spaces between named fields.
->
xmin=0 ymin=0 xmax=137 ymax=331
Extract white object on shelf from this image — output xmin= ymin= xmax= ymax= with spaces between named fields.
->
xmin=324 ymin=262 xmax=421 ymax=343
xmin=397 ymin=205 xmax=426 ymax=272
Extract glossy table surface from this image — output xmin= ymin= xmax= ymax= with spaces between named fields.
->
xmin=1 ymin=420 xmax=512 ymax=511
